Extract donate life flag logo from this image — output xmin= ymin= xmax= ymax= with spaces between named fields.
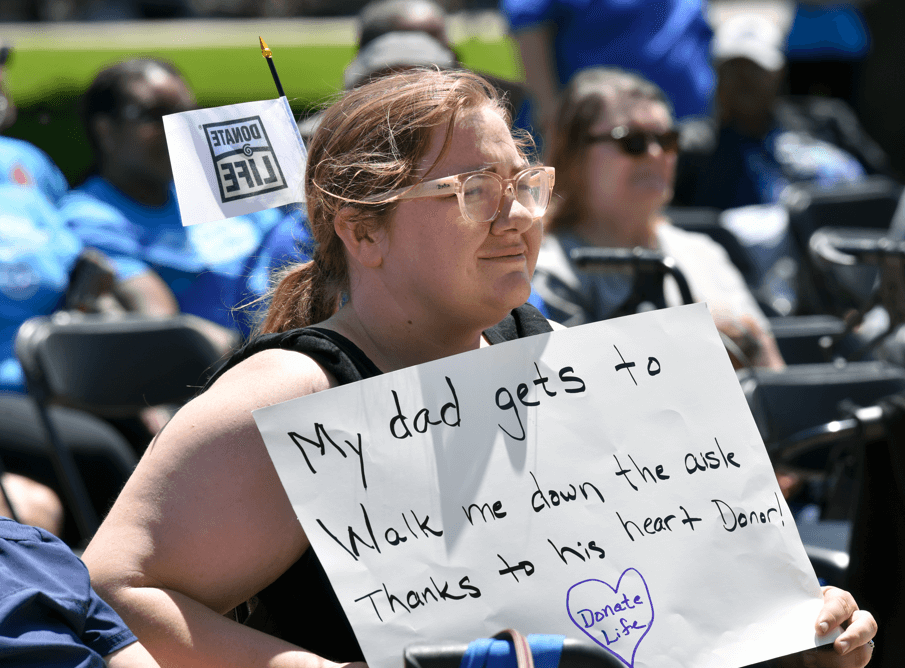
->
xmin=164 ymin=97 xmax=307 ymax=226
xmin=203 ymin=115 xmax=288 ymax=202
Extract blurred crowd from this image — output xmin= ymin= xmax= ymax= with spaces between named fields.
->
xmin=0 ymin=0 xmax=904 ymax=664
xmin=0 ymin=0 xmax=494 ymax=20
xmin=0 ymin=0 xmax=902 ymax=538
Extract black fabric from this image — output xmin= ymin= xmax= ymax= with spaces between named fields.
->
xmin=482 ymin=302 xmax=555 ymax=344
xmin=0 ymin=392 xmax=137 ymax=547
xmin=845 ymin=393 xmax=905 ymax=668
xmin=208 ymin=304 xmax=551 ymax=661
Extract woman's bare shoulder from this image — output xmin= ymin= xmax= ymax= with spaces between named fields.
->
xmin=204 ymin=347 xmax=337 ymax=410
xmin=84 ymin=347 xmax=336 ymax=612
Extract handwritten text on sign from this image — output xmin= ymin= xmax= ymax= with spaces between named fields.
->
xmin=253 ymin=304 xmax=827 ymax=668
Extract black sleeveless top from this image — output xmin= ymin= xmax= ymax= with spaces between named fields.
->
xmin=204 ymin=304 xmax=552 ymax=662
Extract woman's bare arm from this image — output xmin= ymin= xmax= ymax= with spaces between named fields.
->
xmin=83 ymin=349 xmax=361 ymax=668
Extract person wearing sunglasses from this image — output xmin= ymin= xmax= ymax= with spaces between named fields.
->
xmin=533 ymin=66 xmax=785 ymax=371
xmin=59 ymin=58 xmax=285 ymax=348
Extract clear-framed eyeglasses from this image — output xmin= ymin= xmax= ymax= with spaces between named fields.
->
xmin=386 ymin=166 xmax=555 ymax=224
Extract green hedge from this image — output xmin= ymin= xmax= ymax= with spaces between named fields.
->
xmin=4 ymin=37 xmax=522 ymax=183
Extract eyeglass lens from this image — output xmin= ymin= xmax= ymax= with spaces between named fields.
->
xmin=461 ymin=169 xmax=552 ymax=223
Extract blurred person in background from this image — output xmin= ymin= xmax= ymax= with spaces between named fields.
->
xmin=300 ymin=0 xmax=527 ymax=139
xmin=0 ymin=183 xmax=140 ymax=542
xmin=61 ymin=58 xmax=285 ymax=343
xmin=0 ymin=42 xmax=139 ymax=541
xmin=534 ymin=66 xmax=785 ymax=371
xmin=0 ymin=40 xmax=69 ymax=204
xmin=500 ymin=0 xmax=715 ymax=146
xmin=298 ymin=29 xmax=459 ymax=140
xmin=673 ymin=13 xmax=892 ymax=211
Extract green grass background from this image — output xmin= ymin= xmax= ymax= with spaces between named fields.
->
xmin=4 ymin=36 xmax=522 ymax=183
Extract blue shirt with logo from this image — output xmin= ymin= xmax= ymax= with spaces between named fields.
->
xmin=0 ymin=185 xmax=82 ymax=392
xmin=61 ymin=176 xmax=283 ymax=336
xmin=0 ymin=136 xmax=69 ymax=204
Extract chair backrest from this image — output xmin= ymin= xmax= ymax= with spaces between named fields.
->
xmin=15 ymin=312 xmax=227 ymax=418
xmin=784 ymin=176 xmax=903 ymax=249
xmin=13 ymin=312 xmax=228 ymax=543
xmin=767 ymin=314 xmax=854 ymax=365
xmin=739 ymin=361 xmax=905 ymax=461
xmin=782 ymin=178 xmax=903 ymax=314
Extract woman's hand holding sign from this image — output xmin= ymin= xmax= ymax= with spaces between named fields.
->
xmin=776 ymin=587 xmax=876 ymax=668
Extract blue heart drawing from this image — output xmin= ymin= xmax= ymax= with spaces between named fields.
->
xmin=566 ymin=568 xmax=654 ymax=668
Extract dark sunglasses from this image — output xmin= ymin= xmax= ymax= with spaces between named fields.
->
xmin=586 ymin=126 xmax=680 ymax=156
xmin=119 ymin=101 xmax=196 ymax=124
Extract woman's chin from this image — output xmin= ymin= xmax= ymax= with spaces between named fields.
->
xmin=489 ymin=274 xmax=533 ymax=315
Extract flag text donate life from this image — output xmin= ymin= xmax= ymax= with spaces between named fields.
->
xmin=203 ymin=115 xmax=288 ymax=203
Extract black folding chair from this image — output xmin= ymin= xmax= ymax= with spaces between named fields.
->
xmin=14 ymin=312 xmax=227 ymax=541
xmin=784 ymin=176 xmax=903 ymax=246
xmin=570 ymin=246 xmax=694 ymax=313
xmin=771 ymin=392 xmax=905 ymax=668
xmin=783 ymin=177 xmax=903 ymax=314
xmin=738 ymin=361 xmax=905 ymax=590
xmin=807 ymin=226 xmax=905 ymax=356
xmin=767 ymin=314 xmax=859 ymax=365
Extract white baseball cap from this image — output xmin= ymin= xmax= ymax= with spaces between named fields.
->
xmin=343 ymin=30 xmax=457 ymax=90
xmin=712 ymin=14 xmax=786 ymax=72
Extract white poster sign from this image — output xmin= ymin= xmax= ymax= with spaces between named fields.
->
xmin=163 ymin=97 xmax=306 ymax=226
xmin=253 ymin=304 xmax=829 ymax=668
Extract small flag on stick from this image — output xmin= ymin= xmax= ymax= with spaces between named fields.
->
xmin=259 ymin=37 xmax=286 ymax=98
xmin=162 ymin=40 xmax=307 ymax=227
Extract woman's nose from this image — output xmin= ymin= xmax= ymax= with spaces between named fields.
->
xmin=492 ymin=185 xmax=534 ymax=234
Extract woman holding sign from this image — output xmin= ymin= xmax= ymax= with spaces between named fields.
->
xmin=83 ymin=69 xmax=874 ymax=668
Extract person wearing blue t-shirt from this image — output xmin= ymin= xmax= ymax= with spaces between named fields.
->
xmin=501 ymin=0 xmax=715 ymax=144
xmin=0 ymin=41 xmax=69 ymax=204
xmin=0 ymin=517 xmax=160 ymax=667
xmin=62 ymin=58 xmax=283 ymax=341
xmin=0 ymin=183 xmax=140 ymax=543
xmin=0 ymin=136 xmax=69 ymax=204
xmin=0 ymin=186 xmax=83 ymax=393
xmin=245 ymin=207 xmax=314 ymax=301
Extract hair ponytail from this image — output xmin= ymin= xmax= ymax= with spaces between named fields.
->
xmin=257 ymin=241 xmax=346 ymax=335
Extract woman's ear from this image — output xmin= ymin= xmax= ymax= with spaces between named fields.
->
xmin=334 ymin=207 xmax=387 ymax=269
